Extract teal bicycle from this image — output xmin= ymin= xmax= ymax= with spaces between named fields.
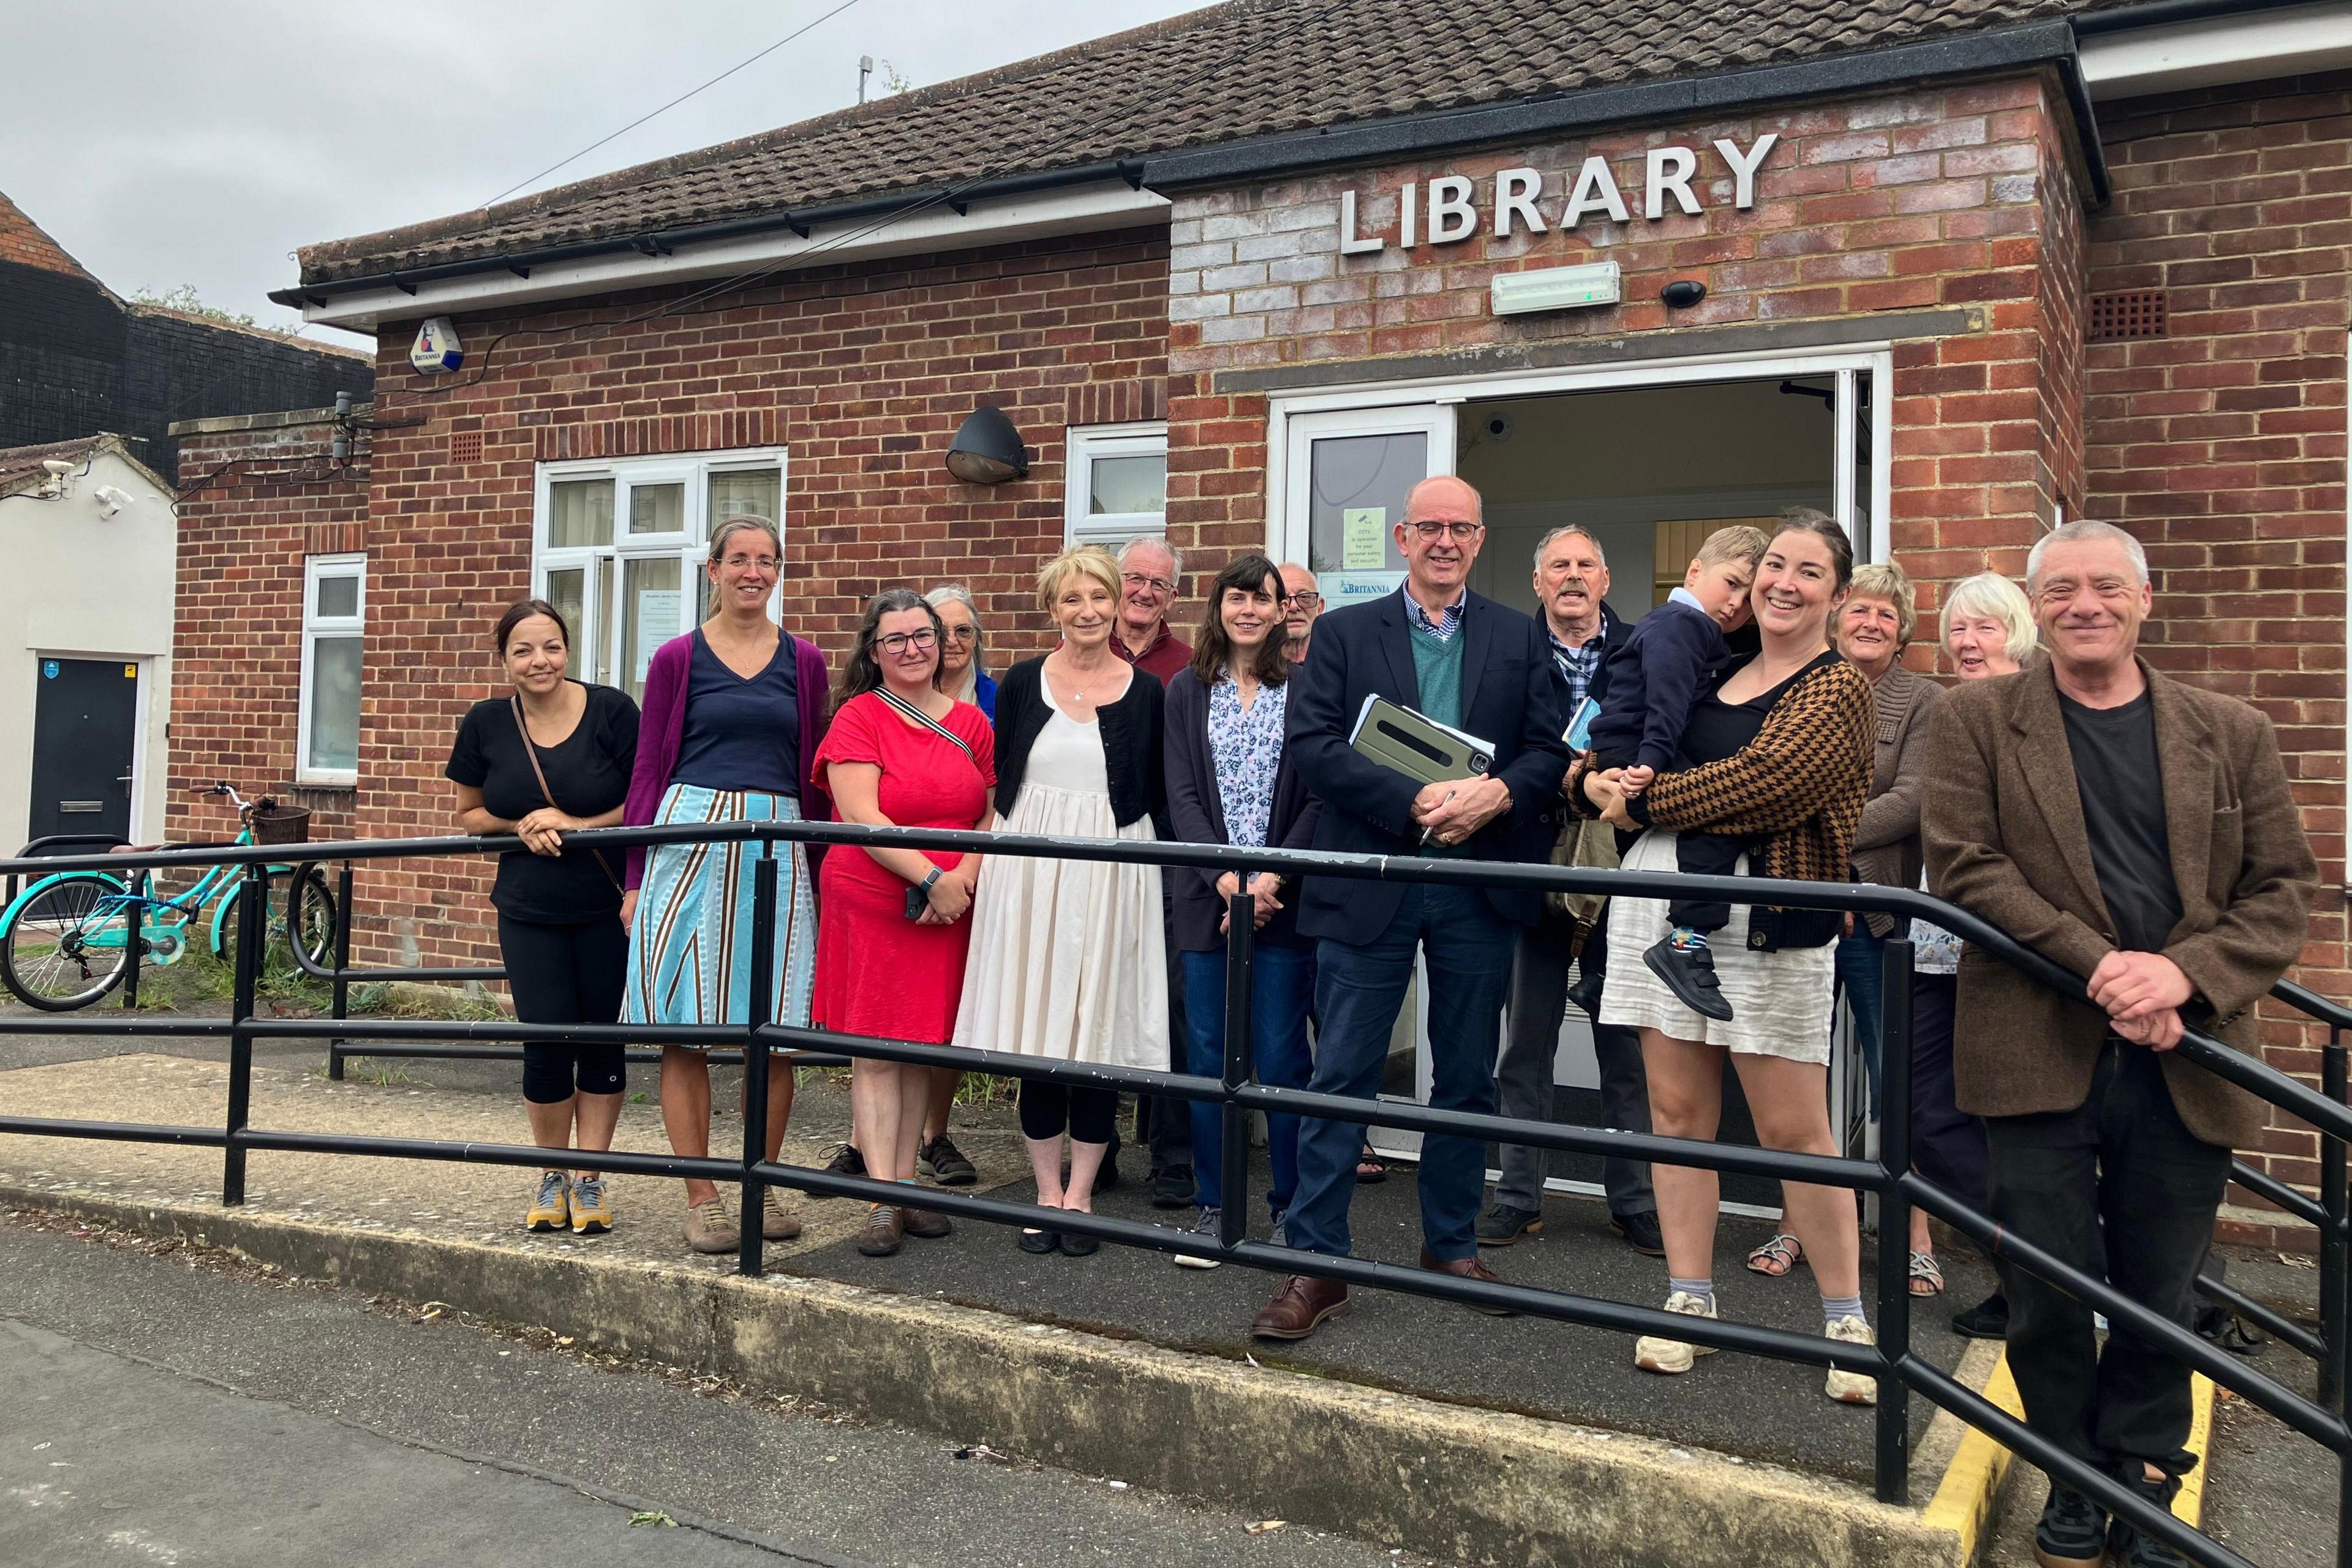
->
xmin=0 ymin=783 xmax=337 ymax=1011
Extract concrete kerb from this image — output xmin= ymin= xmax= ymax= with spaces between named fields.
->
xmin=6 ymin=1180 xmax=1991 ymax=1568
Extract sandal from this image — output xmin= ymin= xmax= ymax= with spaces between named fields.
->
xmin=1746 ymin=1232 xmax=1804 ymax=1277
xmin=1355 ymin=1145 xmax=1387 ymax=1184
xmin=1909 ymin=1251 xmax=1945 ymax=1297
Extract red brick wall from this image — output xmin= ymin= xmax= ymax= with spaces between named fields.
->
xmin=1166 ymin=75 xmax=2084 ymax=595
xmin=306 ymin=230 xmax=1166 ymax=969
xmin=168 ymin=415 xmax=370 ymax=846
xmin=2084 ymin=72 xmax=2352 ymax=1243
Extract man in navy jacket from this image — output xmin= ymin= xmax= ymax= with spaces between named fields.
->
xmin=1253 ymin=475 xmax=1571 ymax=1341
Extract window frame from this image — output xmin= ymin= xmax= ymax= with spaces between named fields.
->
xmin=1063 ymin=421 xmax=1169 ymax=548
xmin=531 ymin=448 xmax=788 ymax=702
xmin=295 ymin=552 xmax=366 ymax=788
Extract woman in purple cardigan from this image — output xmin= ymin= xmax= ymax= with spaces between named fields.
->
xmin=620 ymin=515 xmax=832 ymax=1257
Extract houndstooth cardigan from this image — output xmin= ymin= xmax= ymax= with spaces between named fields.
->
xmin=1570 ymin=652 xmax=1872 ymax=949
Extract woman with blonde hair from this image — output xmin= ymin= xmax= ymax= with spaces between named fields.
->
xmin=952 ymin=545 xmax=1170 ymax=1256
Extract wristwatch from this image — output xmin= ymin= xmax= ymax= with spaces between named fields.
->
xmin=918 ymin=867 xmax=944 ymax=895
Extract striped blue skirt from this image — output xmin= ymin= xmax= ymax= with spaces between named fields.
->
xmin=623 ymin=785 xmax=817 ymax=1031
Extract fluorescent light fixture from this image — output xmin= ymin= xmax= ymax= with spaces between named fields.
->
xmin=1491 ymin=261 xmax=1622 ymax=316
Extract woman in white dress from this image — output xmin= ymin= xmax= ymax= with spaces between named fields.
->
xmin=952 ymin=546 xmax=1170 ymax=1257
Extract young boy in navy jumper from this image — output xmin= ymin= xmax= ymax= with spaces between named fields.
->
xmin=1582 ymin=524 xmax=1768 ymax=1021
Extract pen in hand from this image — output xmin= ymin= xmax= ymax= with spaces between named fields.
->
xmin=1419 ymin=788 xmax=1457 ymax=848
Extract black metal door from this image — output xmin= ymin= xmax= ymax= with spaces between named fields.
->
xmin=28 ymin=657 xmax=138 ymax=845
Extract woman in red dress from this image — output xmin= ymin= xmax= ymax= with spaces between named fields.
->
xmin=812 ymin=589 xmax=996 ymax=1258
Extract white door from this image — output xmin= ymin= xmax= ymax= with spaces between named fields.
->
xmin=1280 ymin=405 xmax=1455 ymax=610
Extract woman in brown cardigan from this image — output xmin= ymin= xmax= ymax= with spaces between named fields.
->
xmin=1574 ymin=511 xmax=1874 ymax=1403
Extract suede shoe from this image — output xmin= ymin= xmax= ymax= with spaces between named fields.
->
xmin=1151 ymin=1163 xmax=1196 ymax=1210
xmin=760 ymin=1188 xmax=802 ymax=1242
xmin=1420 ymin=1248 xmax=1518 ymax=1316
xmin=856 ymin=1204 xmax=904 ymax=1258
xmin=1610 ymin=1208 xmax=1666 ymax=1257
xmin=2106 ymin=1466 xmax=2190 ymax=1568
xmin=900 ymin=1207 xmax=953 ymax=1240
xmin=2032 ymin=1483 xmax=2108 ymax=1568
xmin=1643 ymin=936 xmax=1733 ymax=1022
xmin=1251 ymin=1275 xmax=1351 ymax=1341
xmin=525 ymin=1169 xmax=569 ymax=1234
xmin=683 ymin=1194 xmax=738 ymax=1255
xmin=1474 ymin=1202 xmax=1543 ymax=1246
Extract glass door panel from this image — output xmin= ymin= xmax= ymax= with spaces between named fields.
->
xmin=1282 ymin=405 xmax=1454 ymax=612
xmin=620 ymin=557 xmax=683 ymax=704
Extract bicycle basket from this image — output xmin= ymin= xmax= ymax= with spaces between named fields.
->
xmin=248 ymin=801 xmax=312 ymax=845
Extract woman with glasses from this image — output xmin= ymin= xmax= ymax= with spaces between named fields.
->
xmin=925 ymin=582 xmax=996 ymax=722
xmin=812 ymin=590 xmax=995 ymax=1257
xmin=621 ymin=516 xmax=830 ymax=1257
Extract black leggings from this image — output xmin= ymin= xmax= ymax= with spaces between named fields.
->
xmin=1018 ymin=1080 xmax=1118 ymax=1144
xmin=497 ymin=913 xmax=628 ymax=1104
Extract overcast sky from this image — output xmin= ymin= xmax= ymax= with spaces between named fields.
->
xmin=0 ymin=0 xmax=1203 ymax=344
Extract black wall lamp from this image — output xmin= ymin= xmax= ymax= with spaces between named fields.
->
xmin=1660 ymin=279 xmax=1708 ymax=309
xmin=944 ymin=405 xmax=1030 ymax=484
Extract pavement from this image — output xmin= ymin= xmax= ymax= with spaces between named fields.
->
xmin=0 ymin=1215 xmax=1430 ymax=1568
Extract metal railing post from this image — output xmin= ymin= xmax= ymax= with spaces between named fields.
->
xmin=120 ymin=872 xmax=142 ymax=1011
xmin=1873 ymin=937 xmax=1915 ymax=1505
xmin=222 ymin=862 xmax=266 ymax=1205
xmin=328 ymin=864 xmax=353 ymax=1081
xmin=739 ymin=851 xmax=780 ymax=1277
xmin=1218 ymin=885 xmax=1255 ymax=1251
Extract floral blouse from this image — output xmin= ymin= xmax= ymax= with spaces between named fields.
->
xmin=1207 ymin=674 xmax=1288 ymax=850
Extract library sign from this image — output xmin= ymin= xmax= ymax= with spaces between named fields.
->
xmin=1333 ymin=134 xmax=1781 ymax=252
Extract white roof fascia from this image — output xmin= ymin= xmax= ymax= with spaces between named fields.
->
xmin=298 ymin=179 xmax=1171 ymax=331
xmin=2081 ymin=2 xmax=2352 ymax=100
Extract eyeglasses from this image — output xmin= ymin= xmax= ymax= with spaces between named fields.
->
xmin=1121 ymin=572 xmax=1175 ymax=596
xmin=877 ymin=629 xmax=939 ymax=655
xmin=1283 ymin=591 xmax=1322 ymax=609
xmin=1407 ymin=520 xmax=1483 ymax=541
xmin=718 ymin=554 xmax=782 ymax=573
xmin=943 ymin=625 xmax=979 ymax=643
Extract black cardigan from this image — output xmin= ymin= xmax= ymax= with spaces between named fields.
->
xmin=992 ymin=655 xmax=1170 ymax=834
xmin=1163 ymin=667 xmax=1323 ymax=952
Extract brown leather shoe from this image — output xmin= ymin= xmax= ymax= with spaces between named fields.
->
xmin=1251 ymin=1274 xmax=1351 ymax=1341
xmin=856 ymin=1204 xmax=904 ymax=1257
xmin=900 ymin=1207 xmax=953 ymax=1240
xmin=1420 ymin=1248 xmax=1518 ymax=1316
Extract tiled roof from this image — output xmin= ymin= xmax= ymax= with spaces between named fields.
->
xmin=300 ymin=0 xmax=2130 ymax=285
xmin=0 ymin=434 xmax=163 ymax=499
xmin=0 ymin=191 xmax=102 ymax=284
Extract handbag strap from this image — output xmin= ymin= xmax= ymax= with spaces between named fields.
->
xmin=510 ymin=695 xmax=624 ymax=894
xmin=873 ymin=688 xmax=976 ymax=766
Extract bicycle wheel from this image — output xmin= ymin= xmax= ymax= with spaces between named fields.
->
xmin=1 ymin=872 xmax=132 ymax=1010
xmin=284 ymin=865 xmax=337 ymax=971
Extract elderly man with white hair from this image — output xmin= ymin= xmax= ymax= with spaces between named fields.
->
xmin=1924 ymin=519 xmax=2317 ymax=1568
xmin=1110 ymin=535 xmax=1194 ymax=687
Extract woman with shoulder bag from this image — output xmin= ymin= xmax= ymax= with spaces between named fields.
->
xmin=447 ymin=600 xmax=640 ymax=1235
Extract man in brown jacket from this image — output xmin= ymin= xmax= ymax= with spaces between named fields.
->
xmin=1923 ymin=520 xmax=2317 ymax=1568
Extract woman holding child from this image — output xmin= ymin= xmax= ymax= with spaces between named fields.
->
xmin=1572 ymin=509 xmax=1876 ymax=1402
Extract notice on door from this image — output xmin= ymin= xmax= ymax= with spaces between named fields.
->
xmin=634 ymin=589 xmax=680 ymax=685
xmin=1342 ymin=507 xmax=1387 ymax=569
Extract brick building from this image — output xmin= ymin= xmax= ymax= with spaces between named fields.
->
xmin=0 ymin=191 xmax=373 ymax=477
xmin=174 ymin=0 xmax=2350 ymax=1238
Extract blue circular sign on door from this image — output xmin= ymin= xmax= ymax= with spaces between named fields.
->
xmin=41 ymin=660 xmax=58 ymax=679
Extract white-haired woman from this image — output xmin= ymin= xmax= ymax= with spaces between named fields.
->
xmin=926 ymin=582 xmax=997 ymax=723
xmin=1915 ymin=570 xmax=2038 ymax=1340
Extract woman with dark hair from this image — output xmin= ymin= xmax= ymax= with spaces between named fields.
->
xmin=622 ymin=516 xmax=831 ymax=1256
xmin=1163 ymin=554 xmax=1321 ymax=1262
xmin=447 ymin=600 xmax=639 ymax=1234
xmin=810 ymin=590 xmax=995 ymax=1257
xmin=1573 ymin=509 xmax=1877 ymax=1402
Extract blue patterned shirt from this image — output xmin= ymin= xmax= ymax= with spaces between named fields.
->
xmin=1400 ymin=584 xmax=1466 ymax=643
xmin=1547 ymin=629 xmax=1605 ymax=712
xmin=1207 ymin=675 xmax=1288 ymax=850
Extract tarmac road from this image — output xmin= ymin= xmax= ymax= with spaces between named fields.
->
xmin=0 ymin=1217 xmax=1427 ymax=1568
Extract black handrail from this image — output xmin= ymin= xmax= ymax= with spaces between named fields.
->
xmin=0 ymin=823 xmax=2345 ymax=1568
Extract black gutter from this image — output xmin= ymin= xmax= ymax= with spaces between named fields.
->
xmin=268 ymin=157 xmax=1150 ymax=309
xmin=2073 ymin=0 xmax=2323 ymax=37
xmin=276 ymin=20 xmax=2121 ymax=310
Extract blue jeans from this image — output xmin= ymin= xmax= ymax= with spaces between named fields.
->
xmin=1836 ymin=930 xmax=1886 ymax=1118
xmin=1182 ymin=944 xmax=1314 ymax=1215
xmin=1288 ymin=886 xmax=1518 ymax=1263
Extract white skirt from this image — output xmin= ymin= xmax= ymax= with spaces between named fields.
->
xmin=1598 ymin=828 xmax=1835 ymax=1065
xmin=949 ymin=781 xmax=1168 ymax=1070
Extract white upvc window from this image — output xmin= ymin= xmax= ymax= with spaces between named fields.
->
xmin=1064 ymin=422 xmax=1168 ymax=548
xmin=532 ymin=448 xmax=786 ymax=704
xmin=296 ymin=552 xmax=366 ymax=786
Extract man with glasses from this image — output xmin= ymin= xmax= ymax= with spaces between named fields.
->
xmin=1254 ymin=476 xmax=1570 ymax=1341
xmin=1278 ymin=563 xmax=1322 ymax=666
xmin=1110 ymin=536 xmax=1194 ymax=686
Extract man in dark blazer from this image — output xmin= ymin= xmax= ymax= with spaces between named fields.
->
xmin=1480 ymin=525 xmax=1660 ymax=1254
xmin=1923 ymin=520 xmax=2317 ymax=1568
xmin=1251 ymin=475 xmax=1571 ymax=1341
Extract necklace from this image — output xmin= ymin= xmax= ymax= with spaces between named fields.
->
xmin=1050 ymin=655 xmax=1117 ymax=707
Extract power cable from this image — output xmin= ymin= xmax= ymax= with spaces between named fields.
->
xmin=479 ymin=0 xmax=864 ymax=210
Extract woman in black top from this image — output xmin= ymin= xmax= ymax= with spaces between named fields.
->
xmin=447 ymin=600 xmax=640 ymax=1237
